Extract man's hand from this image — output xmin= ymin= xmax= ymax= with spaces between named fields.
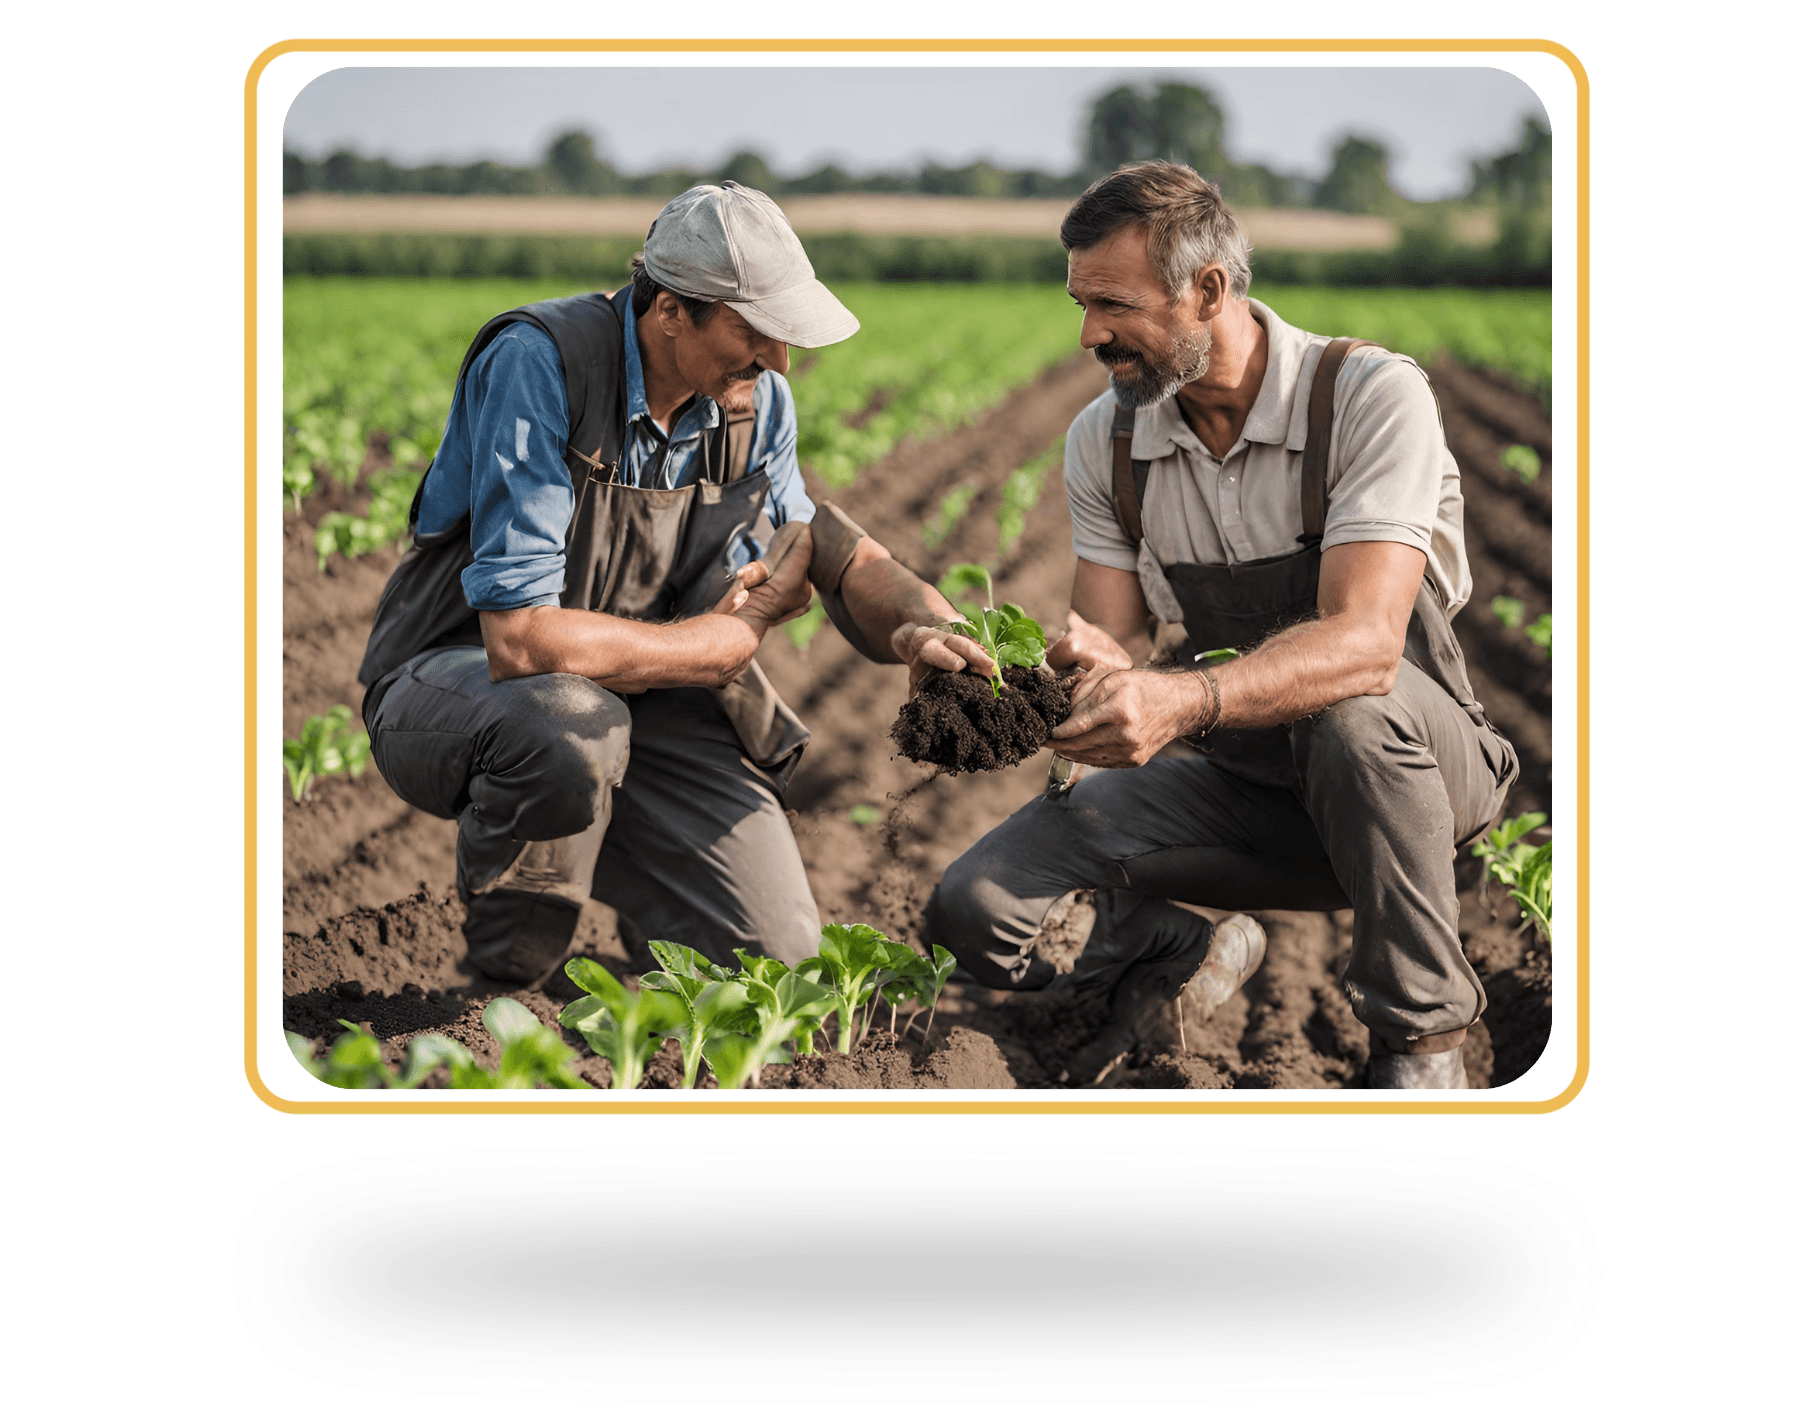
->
xmin=891 ymin=620 xmax=995 ymax=697
xmin=1049 ymin=666 xmax=1210 ymax=768
xmin=718 ymin=521 xmax=815 ymax=630
xmin=1045 ymin=608 xmax=1134 ymax=675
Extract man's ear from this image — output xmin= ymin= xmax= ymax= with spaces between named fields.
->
xmin=653 ymin=290 xmax=685 ymax=339
xmin=1191 ymin=263 xmax=1230 ymax=321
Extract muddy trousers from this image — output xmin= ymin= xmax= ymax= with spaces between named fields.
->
xmin=924 ymin=660 xmax=1516 ymax=1051
xmin=364 ymin=646 xmax=821 ymax=980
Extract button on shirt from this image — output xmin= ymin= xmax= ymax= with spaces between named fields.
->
xmin=417 ymin=307 xmax=815 ymax=612
xmin=1063 ymin=298 xmax=1472 ymax=618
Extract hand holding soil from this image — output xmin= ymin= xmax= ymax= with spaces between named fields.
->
xmin=1051 ymin=667 xmax=1206 ymax=768
xmin=891 ymin=665 xmax=1073 ymax=772
xmin=891 ymin=619 xmax=996 ymax=697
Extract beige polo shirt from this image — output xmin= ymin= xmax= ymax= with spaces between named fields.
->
xmin=1064 ymin=298 xmax=1471 ymax=621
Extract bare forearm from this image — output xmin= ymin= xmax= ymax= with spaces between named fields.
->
xmin=839 ymin=544 xmax=957 ymax=665
xmin=1207 ymin=614 xmax=1402 ymax=728
xmin=481 ymin=606 xmax=760 ymax=690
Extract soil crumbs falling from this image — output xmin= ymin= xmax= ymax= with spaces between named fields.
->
xmin=281 ymin=349 xmax=1553 ymax=1094
xmin=891 ymin=666 xmax=1072 ymax=773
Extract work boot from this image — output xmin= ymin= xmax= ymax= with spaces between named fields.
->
xmin=1065 ymin=910 xmax=1266 ymax=1087
xmin=1367 ymin=1048 xmax=1469 ymax=1089
xmin=461 ymin=891 xmax=582 ymax=985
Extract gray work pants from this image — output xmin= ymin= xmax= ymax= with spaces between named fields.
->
xmin=924 ymin=660 xmax=1515 ymax=1050
xmin=365 ymin=646 xmax=821 ymax=973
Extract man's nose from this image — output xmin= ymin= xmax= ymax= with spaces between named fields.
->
xmin=1078 ymin=310 xmax=1111 ymax=351
xmin=757 ymin=340 xmax=791 ymax=375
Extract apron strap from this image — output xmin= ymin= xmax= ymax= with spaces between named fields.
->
xmin=1301 ymin=337 xmax=1378 ymax=542
xmin=1111 ymin=401 xmax=1147 ymax=549
xmin=725 ymin=409 xmax=756 ymax=482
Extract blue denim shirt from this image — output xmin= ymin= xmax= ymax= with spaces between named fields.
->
xmin=417 ymin=309 xmax=815 ymax=611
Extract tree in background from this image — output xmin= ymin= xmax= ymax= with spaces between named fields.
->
xmin=716 ymin=150 xmax=777 ymax=191
xmin=1313 ymin=135 xmax=1402 ymax=215
xmin=545 ymin=130 xmax=620 ymax=196
xmin=1470 ymin=117 xmax=1551 ymax=210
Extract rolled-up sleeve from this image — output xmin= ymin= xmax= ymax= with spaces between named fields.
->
xmin=1321 ymin=354 xmax=1444 ymax=557
xmin=458 ymin=326 xmax=574 ymax=611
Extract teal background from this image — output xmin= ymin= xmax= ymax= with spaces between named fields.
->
xmin=10 ymin=2 xmax=1785 ymax=1403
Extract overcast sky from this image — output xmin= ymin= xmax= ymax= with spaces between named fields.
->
xmin=284 ymin=66 xmax=1548 ymax=202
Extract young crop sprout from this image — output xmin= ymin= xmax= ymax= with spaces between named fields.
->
xmin=849 ymin=804 xmax=881 ymax=826
xmin=921 ymin=481 xmax=979 ymax=549
xmin=560 ymin=957 xmax=687 ymax=1090
xmin=1490 ymin=595 xmax=1526 ymax=629
xmin=285 ymin=998 xmax=584 ymax=1090
xmin=1502 ymin=444 xmax=1542 ymax=483
xmin=934 ymin=563 xmax=1049 ymax=699
xmin=878 ymin=944 xmax=959 ymax=1042
xmin=1471 ymin=812 xmax=1552 ymax=944
xmin=284 ymin=705 xmax=372 ymax=802
xmin=1525 ymin=613 xmax=1552 ymax=658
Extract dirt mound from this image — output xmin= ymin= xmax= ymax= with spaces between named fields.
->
xmin=891 ymin=666 xmax=1072 ymax=772
xmin=278 ymin=347 xmax=1554 ymax=1092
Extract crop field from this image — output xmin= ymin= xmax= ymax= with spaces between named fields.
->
xmin=281 ymin=274 xmax=1554 ymax=1092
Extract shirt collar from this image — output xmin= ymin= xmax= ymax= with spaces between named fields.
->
xmin=1127 ymin=297 xmax=1315 ymax=459
xmin=621 ymin=304 xmax=721 ymax=439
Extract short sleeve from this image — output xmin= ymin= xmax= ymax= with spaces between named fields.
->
xmin=1321 ymin=353 xmax=1445 ymax=558
xmin=752 ymin=371 xmax=815 ymax=529
xmin=1063 ymin=392 xmax=1141 ymax=572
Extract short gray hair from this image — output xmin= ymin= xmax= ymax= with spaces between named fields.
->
xmin=1060 ymin=161 xmax=1254 ymax=301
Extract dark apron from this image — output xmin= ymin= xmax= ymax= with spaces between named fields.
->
xmin=358 ymin=288 xmax=809 ymax=776
xmin=1112 ymin=337 xmax=1511 ymax=791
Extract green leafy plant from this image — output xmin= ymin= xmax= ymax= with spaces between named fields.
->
xmin=1502 ymin=443 xmax=1542 ymax=483
xmin=995 ymin=440 xmax=1060 ymax=557
xmin=877 ymin=943 xmax=959 ymax=1042
xmin=797 ymin=923 xmax=929 ymax=1054
xmin=639 ymin=941 xmax=756 ymax=1090
xmin=712 ymin=951 xmax=836 ymax=1087
xmin=285 ymin=998 xmax=585 ymax=1090
xmin=559 ymin=957 xmax=687 ymax=1090
xmin=1490 ymin=595 xmax=1526 ymax=629
xmin=921 ymin=481 xmax=978 ymax=549
xmin=284 ymin=704 xmax=372 ymax=801
xmin=936 ymin=564 xmax=1048 ymax=699
xmin=1525 ymin=612 xmax=1552 ymax=657
xmin=1471 ymin=812 xmax=1552 ymax=943
xmin=314 ymin=466 xmax=421 ymax=569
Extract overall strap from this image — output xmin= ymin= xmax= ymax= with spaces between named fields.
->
xmin=1111 ymin=401 xmax=1147 ymax=549
xmin=725 ymin=409 xmax=756 ymax=481
xmin=1300 ymin=337 xmax=1377 ymax=542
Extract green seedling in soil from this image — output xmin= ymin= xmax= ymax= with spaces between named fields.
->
xmin=640 ymin=941 xmax=759 ymax=1089
xmin=849 ymin=804 xmax=881 ymax=826
xmin=1502 ymin=444 xmax=1542 ymax=483
xmin=284 ymin=999 xmax=582 ymax=1090
xmin=798 ymin=923 xmax=928 ymax=1054
xmin=783 ymin=595 xmax=829 ymax=651
xmin=995 ymin=440 xmax=1059 ymax=558
xmin=1525 ymin=612 xmax=1552 ymax=658
xmin=937 ymin=561 xmax=995 ymax=608
xmin=709 ymin=949 xmax=835 ymax=1093
xmin=560 ymin=957 xmax=687 ymax=1090
xmin=935 ymin=564 xmax=1049 ymax=699
xmin=314 ymin=466 xmax=421 ymax=569
xmin=1490 ymin=595 xmax=1526 ymax=629
xmin=284 ymin=704 xmax=372 ymax=802
xmin=284 ymin=458 xmax=315 ymax=515
xmin=877 ymin=943 xmax=959 ymax=1042
xmin=921 ymin=481 xmax=979 ymax=549
xmin=1471 ymin=812 xmax=1552 ymax=944
xmin=286 ymin=1021 xmax=393 ymax=1088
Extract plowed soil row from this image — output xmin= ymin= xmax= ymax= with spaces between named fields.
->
xmin=280 ymin=348 xmax=1553 ymax=1091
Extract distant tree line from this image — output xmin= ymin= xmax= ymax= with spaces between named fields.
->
xmin=285 ymin=83 xmax=1551 ymax=218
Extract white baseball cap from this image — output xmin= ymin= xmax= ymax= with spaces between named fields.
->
xmin=641 ymin=182 xmax=861 ymax=349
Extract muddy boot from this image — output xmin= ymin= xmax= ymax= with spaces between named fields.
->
xmin=1367 ymin=1048 xmax=1468 ymax=1089
xmin=461 ymin=891 xmax=582 ymax=986
xmin=1065 ymin=911 xmax=1267 ymax=1087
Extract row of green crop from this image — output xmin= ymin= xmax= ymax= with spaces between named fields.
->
xmin=286 ymin=227 xmax=1548 ymax=287
xmin=284 ymin=278 xmax=1551 ymax=566
xmin=290 ymin=926 xmax=956 ymax=1091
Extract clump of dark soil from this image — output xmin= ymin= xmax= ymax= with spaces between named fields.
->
xmin=890 ymin=666 xmax=1072 ymax=773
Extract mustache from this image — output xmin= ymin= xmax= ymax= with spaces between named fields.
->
xmin=724 ymin=365 xmax=761 ymax=383
xmin=1093 ymin=343 xmax=1142 ymax=368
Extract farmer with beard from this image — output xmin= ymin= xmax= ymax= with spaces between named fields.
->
xmin=924 ymin=162 xmax=1518 ymax=1089
xmin=357 ymin=182 xmax=990 ymax=984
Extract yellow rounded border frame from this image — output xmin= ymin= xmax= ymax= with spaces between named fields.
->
xmin=243 ymin=35 xmax=1591 ymax=1115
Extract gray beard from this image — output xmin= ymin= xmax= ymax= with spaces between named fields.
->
xmin=1104 ymin=324 xmax=1212 ymax=410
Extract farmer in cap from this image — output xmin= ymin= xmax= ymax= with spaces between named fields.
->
xmin=923 ymin=162 xmax=1519 ymax=1089
xmin=357 ymin=182 xmax=990 ymax=982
